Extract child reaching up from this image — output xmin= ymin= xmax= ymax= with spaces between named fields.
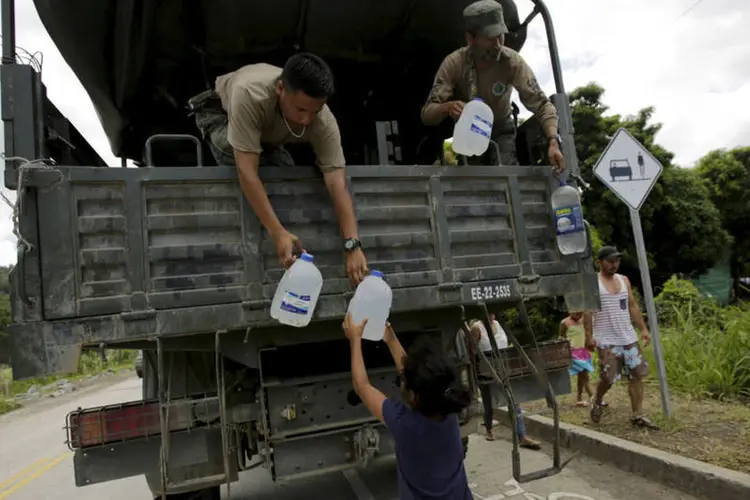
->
xmin=343 ymin=314 xmax=473 ymax=500
xmin=559 ymin=311 xmax=595 ymax=407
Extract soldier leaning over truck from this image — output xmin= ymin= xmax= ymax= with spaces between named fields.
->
xmin=421 ymin=0 xmax=565 ymax=173
xmin=189 ymin=53 xmax=369 ymax=286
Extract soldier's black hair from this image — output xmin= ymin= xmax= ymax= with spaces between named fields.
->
xmin=281 ymin=53 xmax=335 ymax=99
xmin=401 ymin=336 xmax=472 ymax=418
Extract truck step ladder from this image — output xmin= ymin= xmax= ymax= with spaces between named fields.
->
xmin=469 ymin=301 xmax=576 ymax=483
xmin=155 ymin=331 xmax=232 ymax=499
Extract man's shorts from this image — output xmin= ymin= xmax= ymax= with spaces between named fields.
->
xmin=597 ymin=342 xmax=649 ymax=384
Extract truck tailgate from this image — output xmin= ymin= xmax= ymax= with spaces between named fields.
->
xmin=29 ymin=164 xmax=584 ymax=323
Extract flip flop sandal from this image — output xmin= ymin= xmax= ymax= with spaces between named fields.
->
xmin=590 ymin=403 xmax=604 ymax=423
xmin=485 ymin=433 xmax=495 ymax=441
xmin=631 ymin=415 xmax=660 ymax=430
xmin=520 ymin=440 xmax=542 ymax=450
xmin=576 ymin=401 xmax=590 ymax=407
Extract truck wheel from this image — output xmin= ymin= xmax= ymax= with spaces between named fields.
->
xmin=462 ymin=436 xmax=469 ymax=459
xmin=153 ymin=486 xmax=220 ymax=500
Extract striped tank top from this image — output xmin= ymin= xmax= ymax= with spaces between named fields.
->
xmin=592 ymin=274 xmax=638 ymax=346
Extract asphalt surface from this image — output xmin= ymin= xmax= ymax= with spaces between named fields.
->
xmin=0 ymin=374 xmax=700 ymax=500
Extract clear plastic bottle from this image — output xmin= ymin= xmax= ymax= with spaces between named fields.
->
xmin=270 ymin=252 xmax=323 ymax=327
xmin=347 ymin=270 xmax=393 ymax=342
xmin=451 ymin=98 xmax=494 ymax=157
xmin=551 ymin=180 xmax=587 ymax=255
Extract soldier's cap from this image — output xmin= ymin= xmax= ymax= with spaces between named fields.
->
xmin=597 ymin=246 xmax=622 ymax=261
xmin=463 ymin=0 xmax=509 ymax=37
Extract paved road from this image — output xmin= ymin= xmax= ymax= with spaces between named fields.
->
xmin=0 ymin=375 xmax=699 ymax=500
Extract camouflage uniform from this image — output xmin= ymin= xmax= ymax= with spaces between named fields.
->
xmin=421 ymin=0 xmax=559 ymax=166
xmin=188 ymin=89 xmax=295 ymax=168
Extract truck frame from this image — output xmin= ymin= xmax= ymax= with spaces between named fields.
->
xmin=2 ymin=1 xmax=600 ymax=498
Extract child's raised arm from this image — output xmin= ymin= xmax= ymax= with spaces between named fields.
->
xmin=383 ymin=322 xmax=406 ymax=373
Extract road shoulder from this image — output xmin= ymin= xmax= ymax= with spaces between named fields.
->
xmin=496 ymin=407 xmax=750 ymax=500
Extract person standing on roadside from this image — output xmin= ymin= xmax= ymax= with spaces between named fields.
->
xmin=559 ymin=311 xmax=594 ymax=407
xmin=467 ymin=317 xmax=541 ymax=449
xmin=584 ymin=246 xmax=659 ymax=429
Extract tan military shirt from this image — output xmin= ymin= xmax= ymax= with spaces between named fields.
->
xmin=215 ymin=63 xmax=345 ymax=172
xmin=421 ymin=46 xmax=558 ymax=134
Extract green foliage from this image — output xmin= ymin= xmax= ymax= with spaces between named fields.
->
xmin=498 ymin=299 xmax=566 ymax=344
xmin=570 ymin=83 xmax=730 ymax=286
xmin=653 ymin=277 xmax=750 ymax=400
xmin=655 ymin=307 xmax=750 ymax=400
xmin=696 ymin=147 xmax=750 ymax=280
xmin=0 ymin=349 xmax=138 ymax=415
xmin=655 ymin=276 xmax=722 ymax=327
xmin=588 ymin=224 xmax=604 ymax=259
xmin=0 ymin=398 xmax=19 ymax=414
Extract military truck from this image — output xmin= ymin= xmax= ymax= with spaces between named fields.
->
xmin=2 ymin=0 xmax=599 ymax=498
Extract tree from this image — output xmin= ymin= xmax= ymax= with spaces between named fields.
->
xmin=696 ymin=147 xmax=750 ymax=282
xmin=570 ymin=83 xmax=731 ymax=287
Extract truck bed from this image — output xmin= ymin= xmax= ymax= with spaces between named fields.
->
xmin=10 ymin=164 xmax=599 ymax=378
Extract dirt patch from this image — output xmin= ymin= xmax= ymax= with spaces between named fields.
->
xmin=524 ymin=378 xmax=750 ymax=474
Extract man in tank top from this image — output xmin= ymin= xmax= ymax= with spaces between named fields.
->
xmin=584 ymin=246 xmax=659 ymax=429
xmin=421 ymin=0 xmax=564 ymax=172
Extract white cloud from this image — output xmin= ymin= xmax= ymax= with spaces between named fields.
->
xmin=517 ymin=0 xmax=750 ymax=166
xmin=0 ymin=0 xmax=748 ymax=267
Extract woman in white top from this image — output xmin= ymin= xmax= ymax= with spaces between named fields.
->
xmin=467 ymin=316 xmax=540 ymax=449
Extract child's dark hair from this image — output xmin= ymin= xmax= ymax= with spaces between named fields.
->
xmin=402 ymin=336 xmax=472 ymax=417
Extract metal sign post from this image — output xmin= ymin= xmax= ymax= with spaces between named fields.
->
xmin=593 ymin=127 xmax=672 ymax=418
xmin=629 ymin=208 xmax=672 ymax=417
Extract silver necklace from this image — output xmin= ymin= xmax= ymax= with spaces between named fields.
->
xmin=283 ymin=113 xmax=306 ymax=139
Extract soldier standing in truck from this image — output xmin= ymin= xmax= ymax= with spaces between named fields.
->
xmin=421 ymin=0 xmax=565 ymax=173
xmin=189 ymin=53 xmax=369 ymax=286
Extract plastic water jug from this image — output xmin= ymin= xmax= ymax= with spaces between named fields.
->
xmin=451 ymin=98 xmax=494 ymax=157
xmin=551 ymin=181 xmax=587 ymax=255
xmin=347 ymin=270 xmax=393 ymax=342
xmin=270 ymin=252 xmax=323 ymax=327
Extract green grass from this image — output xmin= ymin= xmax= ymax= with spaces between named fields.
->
xmin=524 ymin=280 xmax=750 ymax=474
xmin=0 ymin=349 xmax=138 ymax=415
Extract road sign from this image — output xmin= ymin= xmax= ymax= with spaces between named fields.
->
xmin=592 ymin=127 xmax=672 ymax=417
xmin=593 ymin=127 xmax=663 ymax=210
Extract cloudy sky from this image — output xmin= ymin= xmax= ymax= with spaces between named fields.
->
xmin=0 ymin=0 xmax=748 ymax=267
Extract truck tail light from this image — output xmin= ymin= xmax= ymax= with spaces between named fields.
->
xmin=67 ymin=401 xmax=162 ymax=449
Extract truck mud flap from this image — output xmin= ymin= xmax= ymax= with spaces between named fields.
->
xmin=73 ymin=428 xmax=234 ymax=488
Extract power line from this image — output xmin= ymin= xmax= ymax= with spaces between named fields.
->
xmin=676 ymin=0 xmax=706 ymax=21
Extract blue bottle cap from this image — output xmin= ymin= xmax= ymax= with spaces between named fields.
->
xmin=300 ymin=252 xmax=314 ymax=262
xmin=370 ymin=270 xmax=384 ymax=278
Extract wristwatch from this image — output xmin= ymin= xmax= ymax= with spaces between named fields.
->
xmin=549 ymin=134 xmax=563 ymax=148
xmin=343 ymin=237 xmax=362 ymax=253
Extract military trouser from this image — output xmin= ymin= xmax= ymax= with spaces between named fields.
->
xmin=187 ymin=89 xmax=295 ymax=168
xmin=466 ymin=115 xmax=519 ymax=166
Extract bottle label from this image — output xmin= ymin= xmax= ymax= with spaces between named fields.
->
xmin=280 ymin=291 xmax=311 ymax=315
xmin=554 ymin=205 xmax=585 ymax=236
xmin=470 ymin=122 xmax=491 ymax=138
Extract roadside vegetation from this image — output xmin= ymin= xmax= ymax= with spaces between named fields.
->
xmin=0 ymin=349 xmax=138 ymax=416
xmin=527 ymin=277 xmax=750 ymax=474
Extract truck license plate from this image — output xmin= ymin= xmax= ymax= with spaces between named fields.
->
xmin=462 ymin=281 xmax=517 ymax=302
